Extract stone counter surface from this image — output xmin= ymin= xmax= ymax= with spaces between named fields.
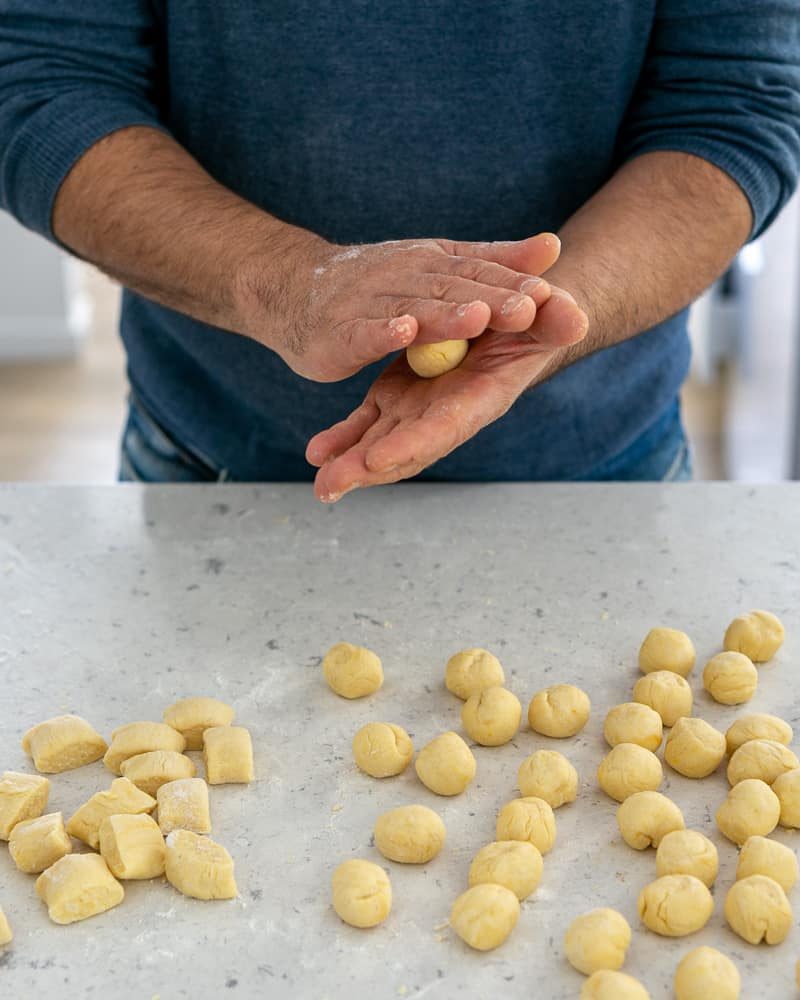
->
xmin=0 ymin=483 xmax=798 ymax=998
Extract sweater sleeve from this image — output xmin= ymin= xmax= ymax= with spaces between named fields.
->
xmin=617 ymin=0 xmax=800 ymax=238
xmin=0 ymin=1 xmax=166 ymax=241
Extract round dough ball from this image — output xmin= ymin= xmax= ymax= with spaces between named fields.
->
xmin=581 ymin=971 xmax=650 ymax=1000
xmin=726 ymin=739 xmax=799 ymax=787
xmin=445 ymin=648 xmax=504 ymax=700
xmin=702 ymin=652 xmax=758 ymax=706
xmin=771 ymin=768 xmax=800 ymax=828
xmin=331 ymin=859 xmax=391 ymax=928
xmin=597 ymin=743 xmax=662 ymax=802
xmin=656 ymin=829 xmax=719 ymax=887
xmin=496 ymin=797 xmax=557 ymax=855
xmin=527 ymin=684 xmax=590 ymax=738
xmin=725 ymin=713 xmax=793 ymax=755
xmin=638 ymin=627 xmax=696 ymax=677
xmin=603 ymin=703 xmax=663 ymax=752
xmin=563 ymin=907 xmax=631 ymax=975
xmin=415 ymin=731 xmax=476 ymax=796
xmin=632 ymin=671 xmax=692 ymax=727
xmin=724 ymin=874 xmax=792 ymax=944
xmin=322 ymin=642 xmax=383 ymax=699
xmin=407 ymin=339 xmax=469 ymax=379
xmin=352 ymin=722 xmax=413 ymax=778
xmin=461 ymin=686 xmax=521 ymax=747
xmin=716 ymin=779 xmax=780 ymax=846
xmin=664 ymin=717 xmax=726 ymax=779
xmin=674 ymin=947 xmax=740 ymax=1000
xmin=449 ymin=883 xmax=519 ymax=951
xmin=468 ymin=840 xmax=543 ymax=900
xmin=637 ymin=874 xmax=713 ymax=936
xmin=518 ymin=750 xmax=578 ymax=808
xmin=736 ymin=835 xmax=798 ymax=891
xmin=617 ymin=791 xmax=684 ymax=850
xmin=724 ymin=609 xmax=784 ymax=662
xmin=374 ymin=804 xmax=445 ymax=864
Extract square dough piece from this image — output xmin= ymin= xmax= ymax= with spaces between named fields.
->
xmin=165 ymin=830 xmax=237 ymax=899
xmin=0 ymin=771 xmax=50 ymax=840
xmin=9 ymin=812 xmax=72 ymax=873
xmin=66 ymin=777 xmax=156 ymax=850
xmin=163 ymin=697 xmax=235 ymax=750
xmin=156 ymin=778 xmax=211 ymax=835
xmin=100 ymin=813 xmax=165 ymax=879
xmin=203 ymin=726 xmax=254 ymax=784
xmin=36 ymin=854 xmax=124 ymax=924
xmin=22 ymin=715 xmax=107 ymax=773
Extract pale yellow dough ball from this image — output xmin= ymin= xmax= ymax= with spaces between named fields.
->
xmin=617 ymin=791 xmax=684 ymax=850
xmin=674 ymin=947 xmax=740 ymax=1000
xmin=727 ymin=738 xmax=799 ymax=787
xmin=352 ymin=722 xmax=413 ymax=778
xmin=637 ymin=874 xmax=713 ymax=936
xmin=374 ymin=804 xmax=445 ymax=864
xmin=724 ymin=874 xmax=792 ymax=944
xmin=581 ymin=971 xmax=650 ymax=1000
xmin=716 ymin=779 xmax=780 ymax=845
xmin=597 ymin=743 xmax=662 ymax=802
xmin=415 ymin=731 xmax=476 ymax=796
xmin=468 ymin=840 xmax=543 ymax=900
xmin=322 ymin=642 xmax=383 ymax=698
xmin=725 ymin=713 xmax=793 ymax=755
xmin=331 ymin=859 xmax=391 ymax=928
xmin=736 ymin=835 xmax=798 ymax=891
xmin=702 ymin=652 xmax=758 ymax=705
xmin=563 ymin=907 xmax=631 ymax=975
xmin=632 ymin=670 xmax=692 ymax=727
xmin=656 ymin=829 xmax=719 ymax=887
xmin=772 ymin=768 xmax=800 ymax=828
xmin=528 ymin=684 xmax=590 ymax=738
xmin=518 ymin=750 xmax=578 ymax=808
xmin=461 ymin=686 xmax=521 ymax=747
xmin=664 ymin=717 xmax=726 ymax=779
xmin=450 ymin=883 xmax=519 ymax=951
xmin=724 ymin=609 xmax=784 ymax=662
xmin=445 ymin=648 xmax=504 ymax=700
xmin=407 ymin=339 xmax=469 ymax=378
xmin=496 ymin=796 xmax=557 ymax=854
xmin=638 ymin=627 xmax=696 ymax=676
xmin=603 ymin=703 xmax=662 ymax=752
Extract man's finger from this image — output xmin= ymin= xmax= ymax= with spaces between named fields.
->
xmin=443 ymin=233 xmax=561 ymax=277
xmin=526 ymin=287 xmax=589 ymax=348
xmin=305 ymin=400 xmax=380 ymax=467
xmin=436 ymin=257 xmax=552 ymax=306
xmin=363 ymin=411 xmax=463 ymax=475
xmin=388 ymin=297 xmax=491 ymax=343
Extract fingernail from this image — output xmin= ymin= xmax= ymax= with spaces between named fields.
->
xmin=541 ymin=232 xmax=561 ymax=250
xmin=520 ymin=277 xmax=543 ymax=294
xmin=389 ymin=316 xmax=414 ymax=341
xmin=457 ymin=300 xmax=483 ymax=317
xmin=501 ymin=294 xmax=532 ymax=316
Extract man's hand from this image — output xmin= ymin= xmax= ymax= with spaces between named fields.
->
xmin=306 ymin=288 xmax=588 ymax=501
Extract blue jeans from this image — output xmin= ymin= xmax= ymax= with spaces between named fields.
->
xmin=119 ymin=392 xmax=692 ymax=483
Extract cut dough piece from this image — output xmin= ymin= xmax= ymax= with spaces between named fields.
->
xmin=637 ymin=874 xmax=713 ymax=936
xmin=36 ymin=854 xmax=124 ymax=924
xmin=165 ymin=829 xmax=237 ymax=900
xmin=772 ymin=768 xmax=800 ymax=828
xmin=415 ymin=731 xmax=475 ymax=796
xmin=0 ymin=906 xmax=11 ymax=946
xmin=461 ymin=686 xmax=521 ymax=747
xmin=449 ymin=884 xmax=519 ymax=951
xmin=203 ymin=726 xmax=254 ymax=784
xmin=597 ymin=743 xmax=662 ymax=802
xmin=120 ymin=750 xmax=196 ymax=795
xmin=725 ymin=713 xmax=793 ymax=756
xmin=9 ymin=812 xmax=71 ymax=874
xmin=564 ymin=907 xmax=631 ymax=975
xmin=352 ymin=722 xmax=413 ymax=777
xmin=727 ymin=739 xmax=799 ymax=786
xmin=638 ymin=627 xmax=695 ymax=676
xmin=655 ymin=829 xmax=718 ymax=887
xmin=495 ymin=797 xmax=556 ymax=855
xmin=724 ymin=609 xmax=784 ymax=662
xmin=66 ymin=777 xmax=156 ymax=850
xmin=702 ymin=652 xmax=757 ymax=705
xmin=617 ymin=791 xmax=684 ymax=850
xmin=527 ymin=684 xmax=591 ymax=738
xmin=518 ymin=749 xmax=578 ymax=807
xmin=374 ymin=804 xmax=445 ymax=864
xmin=445 ymin=648 xmax=504 ymax=700
xmin=331 ymin=859 xmax=391 ymax=928
xmin=322 ymin=642 xmax=383 ymax=699
xmin=674 ymin=947 xmax=740 ymax=1000
xmin=21 ymin=714 xmax=107 ymax=773
xmin=104 ymin=722 xmax=186 ymax=775
xmin=0 ymin=771 xmax=50 ymax=840
xmin=407 ymin=339 xmax=468 ymax=378
xmin=100 ymin=813 xmax=165 ymax=879
xmin=716 ymin=779 xmax=780 ymax=846
xmin=632 ymin=670 xmax=692 ymax=727
xmin=468 ymin=840 xmax=543 ymax=900
xmin=736 ymin=835 xmax=798 ymax=891
xmin=581 ymin=971 xmax=650 ymax=1000
xmin=603 ymin=703 xmax=662 ymax=752
xmin=724 ymin=874 xmax=792 ymax=944
xmin=664 ymin=717 xmax=726 ymax=779
xmin=157 ymin=778 xmax=211 ymax=835
xmin=163 ymin=696 xmax=235 ymax=750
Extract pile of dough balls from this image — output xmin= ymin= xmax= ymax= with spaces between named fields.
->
xmin=1 ymin=696 xmax=251 ymax=935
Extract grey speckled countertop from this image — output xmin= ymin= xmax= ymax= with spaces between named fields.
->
xmin=1 ymin=483 xmax=799 ymax=999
